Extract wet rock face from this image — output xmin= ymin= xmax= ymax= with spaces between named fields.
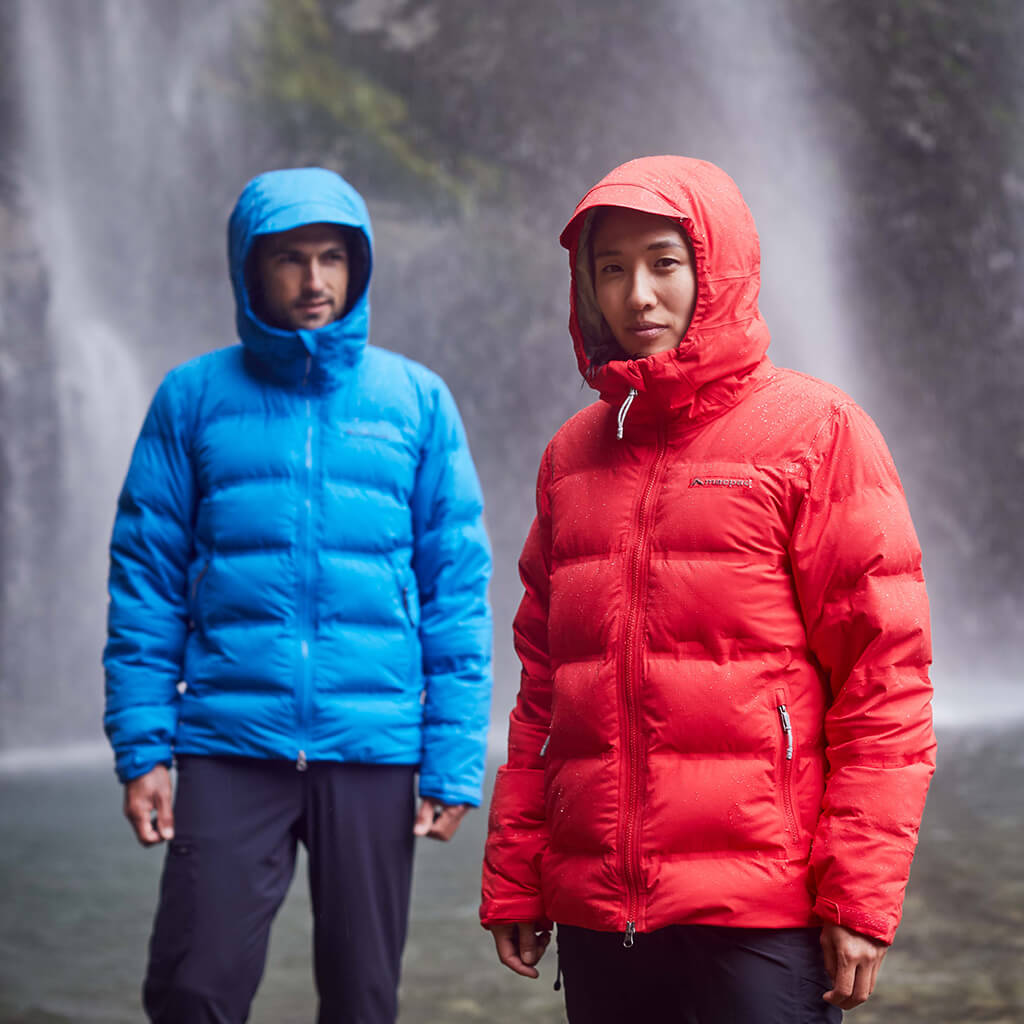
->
xmin=0 ymin=184 xmax=63 ymax=751
xmin=0 ymin=193 xmax=50 ymax=331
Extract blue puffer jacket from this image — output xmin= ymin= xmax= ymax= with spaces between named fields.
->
xmin=104 ymin=168 xmax=493 ymax=805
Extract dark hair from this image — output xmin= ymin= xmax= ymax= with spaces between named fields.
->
xmin=576 ymin=208 xmax=630 ymax=368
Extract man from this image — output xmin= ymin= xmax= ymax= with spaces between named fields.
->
xmin=481 ymin=156 xmax=935 ymax=1022
xmin=104 ymin=166 xmax=492 ymax=1024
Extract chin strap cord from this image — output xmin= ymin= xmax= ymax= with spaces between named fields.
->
xmin=616 ymin=388 xmax=638 ymax=440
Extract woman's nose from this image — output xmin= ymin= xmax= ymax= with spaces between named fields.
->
xmin=626 ymin=269 xmax=655 ymax=308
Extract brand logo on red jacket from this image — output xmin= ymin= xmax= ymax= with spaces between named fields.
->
xmin=689 ymin=477 xmax=753 ymax=489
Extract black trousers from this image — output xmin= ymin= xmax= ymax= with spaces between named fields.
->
xmin=557 ymin=923 xmax=843 ymax=1024
xmin=143 ymin=756 xmax=416 ymax=1024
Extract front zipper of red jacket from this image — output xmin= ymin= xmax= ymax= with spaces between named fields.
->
xmin=620 ymin=423 xmax=668 ymax=947
xmin=296 ymin=356 xmax=317 ymax=771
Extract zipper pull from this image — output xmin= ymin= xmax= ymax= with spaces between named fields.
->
xmin=623 ymin=921 xmax=636 ymax=949
xmin=296 ymin=750 xmax=308 ymax=772
xmin=616 ymin=388 xmax=637 ymax=440
xmin=539 ymin=735 xmax=550 ymax=757
xmin=778 ymin=704 xmax=793 ymax=760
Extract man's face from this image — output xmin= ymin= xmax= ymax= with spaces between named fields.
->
xmin=253 ymin=223 xmax=349 ymax=330
xmin=591 ymin=207 xmax=697 ymax=358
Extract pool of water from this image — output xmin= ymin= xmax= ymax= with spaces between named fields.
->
xmin=3 ymin=726 xmax=1023 ymax=1023
xmin=0 ymin=762 xmax=564 ymax=1023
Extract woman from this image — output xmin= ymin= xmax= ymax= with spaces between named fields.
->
xmin=481 ymin=156 xmax=935 ymax=1022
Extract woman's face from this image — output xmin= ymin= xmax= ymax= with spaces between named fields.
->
xmin=591 ymin=207 xmax=697 ymax=358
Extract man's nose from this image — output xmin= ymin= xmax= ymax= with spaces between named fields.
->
xmin=304 ymin=259 xmax=324 ymax=290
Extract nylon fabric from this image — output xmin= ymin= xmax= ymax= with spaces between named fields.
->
xmin=104 ymin=168 xmax=493 ymax=806
xmin=481 ymin=156 xmax=934 ymax=944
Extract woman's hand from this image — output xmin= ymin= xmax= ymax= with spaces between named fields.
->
xmin=821 ymin=923 xmax=888 ymax=1009
xmin=489 ymin=921 xmax=552 ymax=978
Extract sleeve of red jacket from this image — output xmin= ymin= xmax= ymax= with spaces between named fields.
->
xmin=480 ymin=447 xmax=555 ymax=928
xmin=790 ymin=401 xmax=936 ymax=944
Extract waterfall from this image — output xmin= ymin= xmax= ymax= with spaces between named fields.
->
xmin=2 ymin=0 xmax=260 ymax=754
xmin=1 ymin=0 xmax=1019 ymax=754
xmin=15 ymin=4 xmax=146 ymax=756
xmin=668 ymin=1 xmax=860 ymax=399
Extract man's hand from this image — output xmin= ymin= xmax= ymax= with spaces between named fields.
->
xmin=413 ymin=798 xmax=469 ymax=841
xmin=821 ymin=922 xmax=888 ymax=1009
xmin=489 ymin=921 xmax=552 ymax=979
xmin=123 ymin=765 xmax=174 ymax=846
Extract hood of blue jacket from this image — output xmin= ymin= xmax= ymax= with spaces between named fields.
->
xmin=228 ymin=167 xmax=374 ymax=384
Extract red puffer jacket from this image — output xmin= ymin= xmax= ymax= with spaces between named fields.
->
xmin=481 ymin=156 xmax=935 ymax=945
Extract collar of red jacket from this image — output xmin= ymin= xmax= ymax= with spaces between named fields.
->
xmin=560 ymin=155 xmax=772 ymax=424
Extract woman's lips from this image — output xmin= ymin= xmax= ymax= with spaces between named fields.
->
xmin=627 ymin=323 xmax=667 ymax=337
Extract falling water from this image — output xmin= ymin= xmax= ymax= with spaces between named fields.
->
xmin=1 ymin=0 xmax=1020 ymax=757
xmin=665 ymin=2 xmax=861 ymax=396
xmin=2 ymin=0 xmax=260 ymax=753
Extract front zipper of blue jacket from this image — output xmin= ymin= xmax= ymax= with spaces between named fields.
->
xmin=620 ymin=422 xmax=668 ymax=947
xmin=296 ymin=356 xmax=317 ymax=770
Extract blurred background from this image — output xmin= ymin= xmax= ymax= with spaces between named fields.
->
xmin=1 ymin=1 xmax=1021 ymax=1021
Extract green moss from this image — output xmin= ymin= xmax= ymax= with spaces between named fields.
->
xmin=239 ymin=0 xmax=501 ymax=211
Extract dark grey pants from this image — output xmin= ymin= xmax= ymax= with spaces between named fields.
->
xmin=557 ymin=922 xmax=843 ymax=1024
xmin=143 ymin=756 xmax=416 ymax=1024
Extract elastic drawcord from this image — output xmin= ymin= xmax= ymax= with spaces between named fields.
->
xmin=616 ymin=388 xmax=637 ymax=440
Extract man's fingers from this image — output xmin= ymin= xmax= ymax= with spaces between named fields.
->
xmin=413 ymin=800 xmax=469 ymax=841
xmin=153 ymin=781 xmax=175 ymax=841
xmin=412 ymin=799 xmax=435 ymax=836
xmin=430 ymin=804 xmax=468 ymax=841
xmin=123 ymin=766 xmax=173 ymax=847
xmin=125 ymin=793 xmax=159 ymax=845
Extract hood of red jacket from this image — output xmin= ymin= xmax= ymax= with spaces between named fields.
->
xmin=560 ymin=155 xmax=772 ymax=422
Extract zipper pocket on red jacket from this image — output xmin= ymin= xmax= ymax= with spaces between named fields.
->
xmin=775 ymin=691 xmax=799 ymax=843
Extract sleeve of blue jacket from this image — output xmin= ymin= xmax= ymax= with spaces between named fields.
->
xmin=103 ymin=370 xmax=196 ymax=782
xmin=411 ymin=378 xmax=493 ymax=807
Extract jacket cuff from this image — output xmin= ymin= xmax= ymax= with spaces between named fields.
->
xmin=479 ymin=899 xmax=551 ymax=931
xmin=418 ymin=776 xmax=482 ymax=808
xmin=115 ymin=748 xmax=173 ymax=784
xmin=814 ymin=895 xmax=896 ymax=945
